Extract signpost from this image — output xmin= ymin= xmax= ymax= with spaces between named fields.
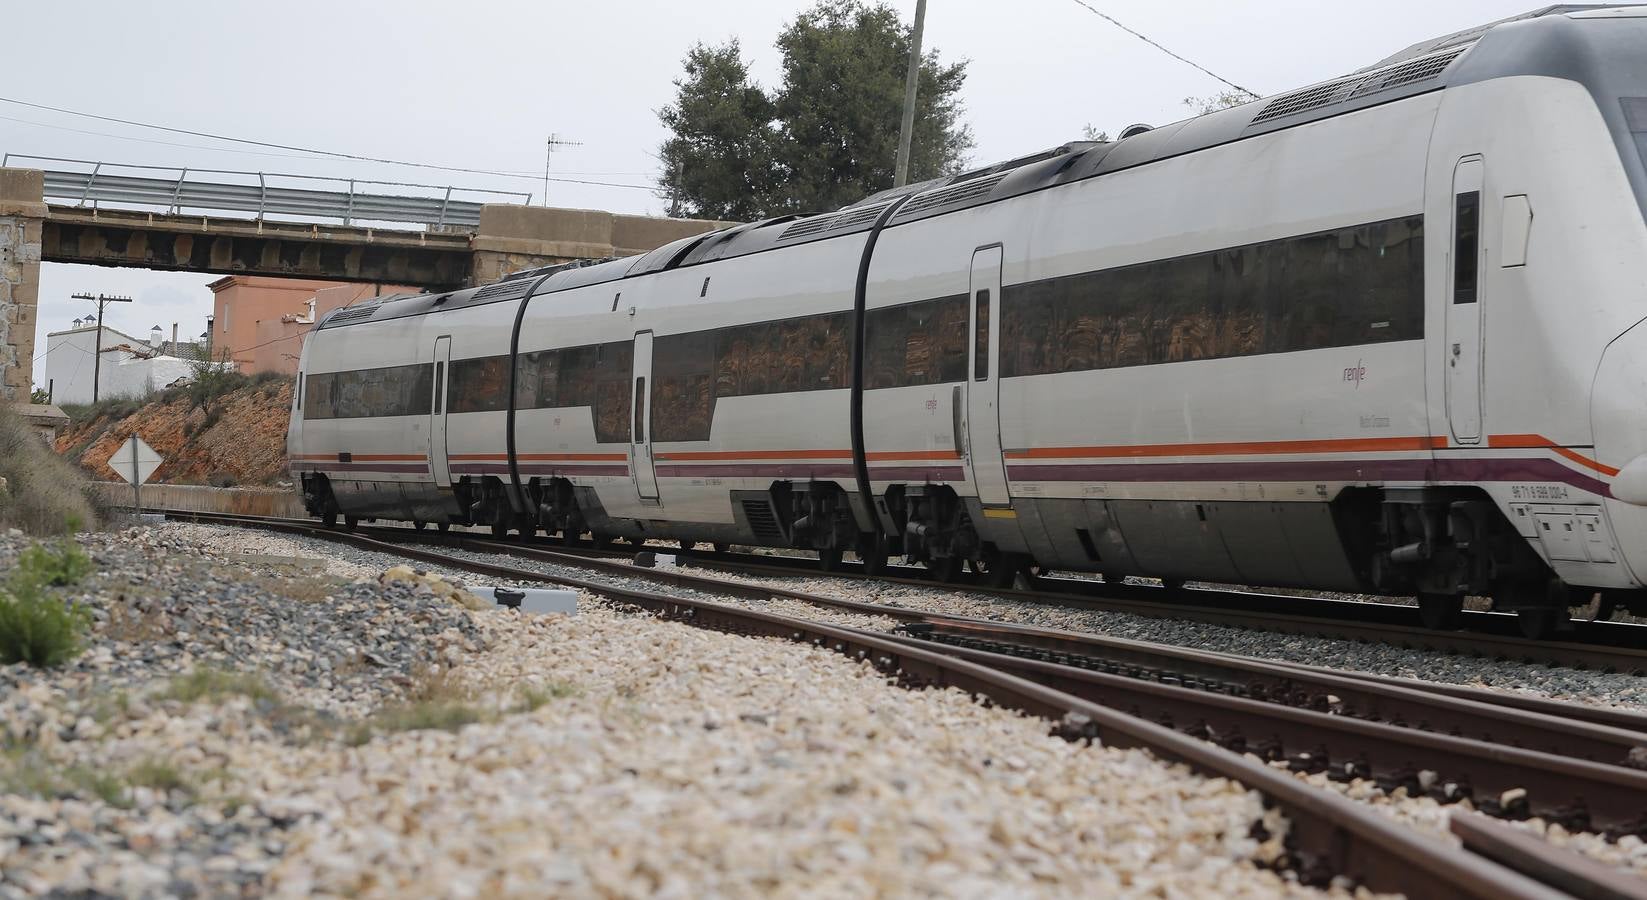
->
xmin=110 ymin=436 xmax=163 ymax=513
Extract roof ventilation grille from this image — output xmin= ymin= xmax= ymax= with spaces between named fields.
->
xmin=894 ymin=172 xmax=1009 ymax=220
xmin=827 ymin=201 xmax=895 ymax=231
xmin=777 ymin=214 xmax=840 ymax=241
xmin=1251 ymin=45 xmax=1468 ymax=124
xmin=472 ymin=280 xmax=534 ymax=302
xmin=325 ymin=306 xmax=378 ymax=325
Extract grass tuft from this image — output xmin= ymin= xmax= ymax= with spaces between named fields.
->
xmin=159 ymin=667 xmax=278 ymax=705
xmin=125 ymin=758 xmax=191 ymax=796
xmin=514 ymin=680 xmax=579 ymax=713
xmin=346 ymin=667 xmax=490 ymax=745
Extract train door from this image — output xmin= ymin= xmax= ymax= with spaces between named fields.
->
xmin=1447 ymin=157 xmax=1486 ymax=444
xmin=630 ymin=330 xmax=660 ymax=502
xmin=429 ymin=335 xmax=452 ymax=488
xmin=965 ymin=246 xmax=1011 ymax=507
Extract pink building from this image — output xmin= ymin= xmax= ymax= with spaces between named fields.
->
xmin=208 ymin=277 xmax=421 ymax=375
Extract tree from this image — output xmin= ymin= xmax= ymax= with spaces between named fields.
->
xmin=657 ymin=0 xmax=973 ymax=220
xmin=1183 ymin=90 xmax=1253 ymax=116
xmin=656 ymin=41 xmax=778 ymax=222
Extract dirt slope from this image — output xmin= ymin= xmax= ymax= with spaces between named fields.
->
xmin=57 ymin=379 xmax=294 ymax=486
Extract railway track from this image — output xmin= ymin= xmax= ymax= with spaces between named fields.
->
xmin=164 ymin=508 xmax=1647 ymax=896
xmin=165 ymin=509 xmax=1647 ymax=672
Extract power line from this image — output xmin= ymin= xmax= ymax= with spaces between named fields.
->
xmin=0 ymin=94 xmax=663 ymax=191
xmin=1063 ymin=0 xmax=1259 ymax=100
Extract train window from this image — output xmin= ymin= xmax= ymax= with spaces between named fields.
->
xmin=448 ymin=356 xmax=510 ymax=413
xmin=516 ymin=349 xmax=559 ymax=409
xmin=654 ymin=331 xmax=714 ymax=442
xmin=1624 ymin=98 xmax=1647 ymax=169
xmin=994 ymin=214 xmax=1424 ymax=379
xmin=864 ymin=295 xmax=968 ymax=389
xmin=432 ymin=363 xmax=444 ymax=415
xmin=632 ymin=377 xmax=646 ymax=443
xmin=1454 ymin=191 xmax=1480 ymax=304
xmin=302 ymin=363 xmax=432 ymax=420
xmin=973 ymin=290 xmax=990 ymax=381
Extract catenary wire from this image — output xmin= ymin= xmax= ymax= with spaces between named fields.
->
xmin=0 ymin=95 xmax=661 ymax=190
xmin=1063 ymin=0 xmax=1260 ymax=100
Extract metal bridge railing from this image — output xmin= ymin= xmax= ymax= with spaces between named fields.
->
xmin=3 ymin=155 xmax=533 ymax=228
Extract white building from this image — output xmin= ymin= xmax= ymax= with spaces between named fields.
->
xmin=39 ymin=325 xmax=196 ymax=405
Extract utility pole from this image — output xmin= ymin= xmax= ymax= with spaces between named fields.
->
xmin=71 ymin=292 xmax=133 ymax=403
xmin=893 ymin=0 xmax=928 ymax=188
xmin=544 ymin=133 xmax=583 ymax=207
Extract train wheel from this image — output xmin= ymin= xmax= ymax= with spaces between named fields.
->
xmin=437 ymin=522 xmax=450 ymax=533
xmin=818 ymin=548 xmax=844 ymax=571
xmin=712 ymin=542 xmax=730 ymax=554
xmin=1417 ymin=593 xmax=1463 ymax=631
xmin=321 ymin=509 xmax=337 ymax=529
xmin=343 ymin=515 xmax=359 ymax=532
xmin=490 ymin=520 xmax=508 ymax=539
xmin=558 ymin=528 xmax=579 ymax=547
xmin=927 ymin=556 xmax=963 ymax=583
xmin=858 ymin=537 xmax=890 ymax=576
xmin=412 ymin=520 xmax=426 ymax=532
xmin=1516 ymin=607 xmax=1565 ymax=640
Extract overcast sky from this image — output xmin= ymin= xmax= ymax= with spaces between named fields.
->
xmin=4 ymin=0 xmax=1544 ymax=385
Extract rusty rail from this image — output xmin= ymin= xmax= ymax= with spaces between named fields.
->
xmin=163 ymin=509 xmax=1647 ymax=894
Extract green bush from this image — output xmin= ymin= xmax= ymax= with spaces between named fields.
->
xmin=0 ymin=579 xmax=91 ymax=668
xmin=0 ymin=406 xmax=99 ymax=536
xmin=13 ymin=542 xmax=94 ymax=588
xmin=0 ymin=541 xmax=95 ymax=668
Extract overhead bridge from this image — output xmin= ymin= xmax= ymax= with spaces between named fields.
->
xmin=0 ymin=159 xmax=732 ymax=400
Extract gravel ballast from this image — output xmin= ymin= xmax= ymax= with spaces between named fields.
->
xmin=0 ymin=525 xmax=1327 ymax=897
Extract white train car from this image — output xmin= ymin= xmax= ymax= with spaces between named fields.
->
xmin=291 ymin=6 xmax=1647 ymax=636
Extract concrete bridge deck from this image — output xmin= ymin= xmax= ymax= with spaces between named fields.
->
xmin=0 ymin=166 xmax=732 ymax=400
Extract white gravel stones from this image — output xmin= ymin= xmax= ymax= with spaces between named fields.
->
xmin=0 ymin=525 xmax=1331 ymax=898
xmin=263 ymin=602 xmax=1315 ymax=898
xmin=654 ymin=566 xmax=1647 ymax=715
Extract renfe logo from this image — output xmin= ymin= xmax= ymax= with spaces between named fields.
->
xmin=1343 ymin=360 xmax=1366 ymax=389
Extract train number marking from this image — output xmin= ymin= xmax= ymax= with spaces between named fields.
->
xmin=1510 ymin=484 xmax=1570 ymax=501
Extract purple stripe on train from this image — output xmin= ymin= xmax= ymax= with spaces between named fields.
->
xmin=1005 ymin=456 xmax=1611 ymax=497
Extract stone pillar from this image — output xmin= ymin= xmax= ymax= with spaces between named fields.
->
xmin=0 ymin=168 xmax=46 ymax=403
xmin=467 ymin=204 xmax=734 ymax=287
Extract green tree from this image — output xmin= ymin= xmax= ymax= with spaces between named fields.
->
xmin=657 ymin=0 xmax=974 ymax=220
xmin=656 ymin=40 xmax=778 ymax=222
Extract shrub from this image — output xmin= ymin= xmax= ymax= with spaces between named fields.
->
xmin=12 ymin=542 xmax=94 ymax=588
xmin=0 ymin=575 xmax=91 ymax=668
xmin=0 ymin=406 xmax=99 ymax=536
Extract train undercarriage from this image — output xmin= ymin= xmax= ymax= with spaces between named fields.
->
xmin=300 ymin=470 xmax=1646 ymax=639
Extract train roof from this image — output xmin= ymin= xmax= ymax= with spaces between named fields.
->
xmin=317 ymin=4 xmax=1646 ymax=333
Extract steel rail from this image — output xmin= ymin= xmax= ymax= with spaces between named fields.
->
xmin=164 ymin=511 xmax=1647 ymax=739
xmin=601 ymin=542 xmax=1647 ymax=673
xmin=159 ymin=510 xmax=1569 ymax=898
xmin=1451 ymin=813 xmax=1647 ymax=900
xmin=169 ymin=511 xmax=1647 ymax=832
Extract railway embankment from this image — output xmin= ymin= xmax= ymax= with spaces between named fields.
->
xmin=0 ymin=524 xmax=1317 ymax=897
xmin=55 ymin=375 xmax=293 ymax=488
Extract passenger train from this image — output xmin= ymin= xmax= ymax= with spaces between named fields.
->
xmin=289 ymin=6 xmax=1647 ymax=637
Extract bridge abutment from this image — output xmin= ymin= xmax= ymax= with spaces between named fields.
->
xmin=470 ymin=205 xmax=730 ymax=284
xmin=0 ymin=168 xmax=45 ymax=403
